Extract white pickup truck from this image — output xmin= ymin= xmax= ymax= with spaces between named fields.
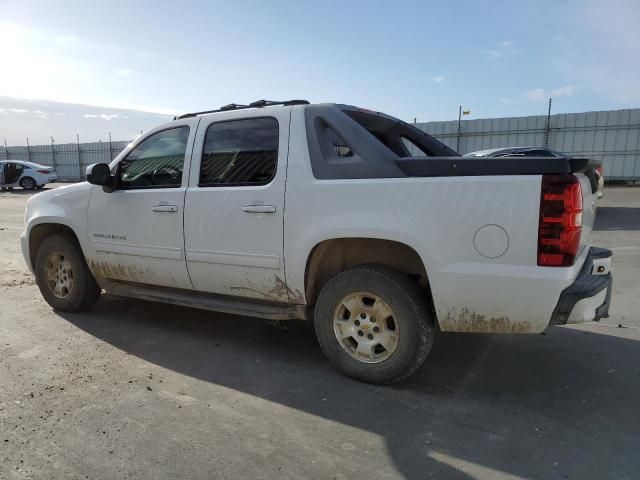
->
xmin=21 ymin=100 xmax=613 ymax=383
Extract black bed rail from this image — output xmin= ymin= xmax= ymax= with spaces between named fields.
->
xmin=396 ymin=156 xmax=601 ymax=178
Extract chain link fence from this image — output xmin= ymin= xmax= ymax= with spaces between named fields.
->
xmin=0 ymin=140 xmax=130 ymax=181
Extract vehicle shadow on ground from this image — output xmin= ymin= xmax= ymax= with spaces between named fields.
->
xmin=594 ymin=207 xmax=640 ymax=231
xmin=59 ymin=296 xmax=640 ymax=480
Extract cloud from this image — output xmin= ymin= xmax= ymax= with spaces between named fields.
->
xmin=552 ymin=0 xmax=640 ymax=104
xmin=524 ymin=85 xmax=575 ymax=102
xmin=431 ymin=75 xmax=445 ymax=83
xmin=551 ymin=85 xmax=574 ymax=97
xmin=485 ymin=40 xmax=516 ymax=62
xmin=524 ymin=88 xmax=547 ymax=102
xmin=0 ymin=21 xmax=158 ymax=108
xmin=84 ymin=113 xmax=120 ymax=120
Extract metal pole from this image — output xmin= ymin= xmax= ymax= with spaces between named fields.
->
xmin=51 ymin=136 xmax=56 ymax=171
xmin=26 ymin=137 xmax=31 ymax=163
xmin=77 ymin=134 xmax=82 ymax=180
xmin=544 ymin=98 xmax=552 ymax=147
xmin=2 ymin=138 xmax=7 ymax=160
xmin=456 ymin=105 xmax=462 ymax=153
xmin=108 ymin=131 xmax=113 ymax=161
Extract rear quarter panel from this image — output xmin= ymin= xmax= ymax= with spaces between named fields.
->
xmin=285 ymin=107 xmax=585 ymax=333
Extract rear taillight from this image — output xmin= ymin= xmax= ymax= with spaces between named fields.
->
xmin=37 ymin=169 xmax=50 ymax=174
xmin=538 ymin=174 xmax=583 ymax=267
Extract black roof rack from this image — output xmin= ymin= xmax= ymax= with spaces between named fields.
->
xmin=174 ymin=99 xmax=309 ymax=120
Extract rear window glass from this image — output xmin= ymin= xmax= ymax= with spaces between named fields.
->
xmin=343 ymin=109 xmax=458 ymax=158
xmin=401 ymin=137 xmax=429 ymax=156
xmin=327 ymin=127 xmax=354 ymax=158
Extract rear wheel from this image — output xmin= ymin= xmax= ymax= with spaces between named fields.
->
xmin=20 ymin=176 xmax=36 ymax=190
xmin=35 ymin=234 xmax=101 ymax=311
xmin=314 ymin=265 xmax=434 ymax=384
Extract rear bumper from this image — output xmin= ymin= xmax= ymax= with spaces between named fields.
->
xmin=549 ymin=247 xmax=612 ymax=326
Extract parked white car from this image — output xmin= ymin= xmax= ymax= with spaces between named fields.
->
xmin=0 ymin=160 xmax=58 ymax=190
xmin=20 ymin=100 xmax=613 ymax=384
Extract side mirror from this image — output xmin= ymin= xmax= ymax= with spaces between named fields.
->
xmin=86 ymin=163 xmax=115 ymax=193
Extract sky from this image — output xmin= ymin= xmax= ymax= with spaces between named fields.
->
xmin=1 ymin=0 xmax=639 ymax=144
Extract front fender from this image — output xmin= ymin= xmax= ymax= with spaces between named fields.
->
xmin=22 ymin=183 xmax=92 ymax=269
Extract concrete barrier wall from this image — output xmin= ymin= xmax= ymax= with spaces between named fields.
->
xmin=417 ymin=108 xmax=640 ymax=180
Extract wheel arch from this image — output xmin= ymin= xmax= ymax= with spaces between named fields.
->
xmin=28 ymin=222 xmax=82 ymax=271
xmin=20 ymin=175 xmax=36 ymax=188
xmin=303 ymin=237 xmax=435 ymax=318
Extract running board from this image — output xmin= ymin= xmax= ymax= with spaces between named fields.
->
xmin=100 ymin=280 xmax=307 ymax=321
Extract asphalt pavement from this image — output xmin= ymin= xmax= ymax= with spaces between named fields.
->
xmin=1 ymin=185 xmax=639 ymax=480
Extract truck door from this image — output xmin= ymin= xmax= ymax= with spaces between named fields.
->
xmin=86 ymin=120 xmax=198 ymax=289
xmin=184 ymin=110 xmax=292 ymax=302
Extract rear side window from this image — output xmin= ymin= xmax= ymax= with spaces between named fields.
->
xmin=199 ymin=118 xmax=279 ymax=186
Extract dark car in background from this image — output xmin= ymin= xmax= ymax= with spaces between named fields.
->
xmin=464 ymin=146 xmax=604 ymax=198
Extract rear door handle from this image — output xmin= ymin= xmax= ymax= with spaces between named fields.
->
xmin=242 ymin=204 xmax=276 ymax=214
xmin=151 ymin=204 xmax=178 ymax=213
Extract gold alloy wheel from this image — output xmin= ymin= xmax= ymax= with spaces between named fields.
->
xmin=45 ymin=252 xmax=74 ymax=299
xmin=333 ymin=291 xmax=400 ymax=363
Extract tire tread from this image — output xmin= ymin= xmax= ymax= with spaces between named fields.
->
xmin=314 ymin=264 xmax=433 ymax=384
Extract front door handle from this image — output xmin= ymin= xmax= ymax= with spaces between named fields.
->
xmin=151 ymin=204 xmax=178 ymax=213
xmin=242 ymin=204 xmax=276 ymax=214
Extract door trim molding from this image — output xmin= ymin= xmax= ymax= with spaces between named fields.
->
xmin=94 ymin=240 xmax=183 ymax=260
xmin=186 ymin=249 xmax=280 ymax=269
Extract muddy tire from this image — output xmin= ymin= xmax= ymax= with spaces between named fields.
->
xmin=20 ymin=176 xmax=36 ymax=190
xmin=314 ymin=264 xmax=434 ymax=384
xmin=35 ymin=234 xmax=101 ymax=312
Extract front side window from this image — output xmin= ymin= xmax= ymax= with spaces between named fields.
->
xmin=118 ymin=127 xmax=190 ymax=189
xmin=200 ymin=118 xmax=279 ymax=186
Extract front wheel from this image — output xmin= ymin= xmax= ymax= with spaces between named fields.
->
xmin=314 ymin=265 xmax=434 ymax=384
xmin=35 ymin=234 xmax=101 ymax=311
xmin=20 ymin=176 xmax=36 ymax=190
